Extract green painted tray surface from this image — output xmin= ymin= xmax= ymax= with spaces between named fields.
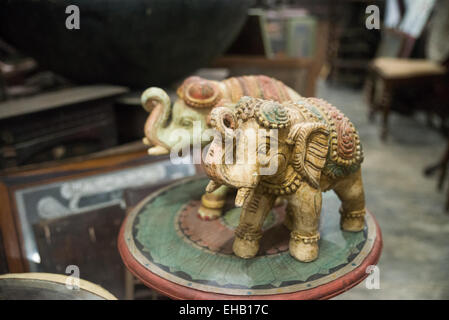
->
xmin=127 ymin=177 xmax=374 ymax=295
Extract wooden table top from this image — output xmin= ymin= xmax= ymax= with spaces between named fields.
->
xmin=118 ymin=177 xmax=382 ymax=300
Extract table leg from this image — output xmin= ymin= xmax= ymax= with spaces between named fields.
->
xmin=124 ymin=269 xmax=135 ymax=300
xmin=364 ymin=73 xmax=376 ymax=122
xmin=381 ymin=84 xmax=392 ymax=141
xmin=424 ymin=138 xmax=449 ymax=191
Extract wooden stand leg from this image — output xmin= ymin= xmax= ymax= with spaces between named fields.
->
xmin=364 ymin=74 xmax=376 ymax=123
xmin=438 ymin=158 xmax=449 ymax=191
xmin=124 ymin=269 xmax=135 ymax=300
xmin=438 ymin=140 xmax=449 ymax=190
xmin=424 ymin=138 xmax=449 ymax=191
xmin=381 ymin=84 xmax=392 ymax=141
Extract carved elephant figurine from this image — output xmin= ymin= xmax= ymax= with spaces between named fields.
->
xmin=141 ymin=75 xmax=301 ymax=219
xmin=203 ymin=97 xmax=365 ymax=262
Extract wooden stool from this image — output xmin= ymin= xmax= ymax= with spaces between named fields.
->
xmin=424 ymin=138 xmax=449 ymax=212
xmin=118 ymin=177 xmax=382 ymax=300
xmin=366 ymin=57 xmax=447 ymax=140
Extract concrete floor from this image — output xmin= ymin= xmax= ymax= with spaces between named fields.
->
xmin=315 ymin=81 xmax=449 ymax=299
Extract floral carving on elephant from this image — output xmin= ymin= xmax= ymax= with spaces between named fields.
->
xmin=141 ymin=75 xmax=301 ymax=220
xmin=203 ymin=96 xmax=365 ymax=262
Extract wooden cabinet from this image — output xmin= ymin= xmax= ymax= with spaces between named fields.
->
xmin=0 ymin=86 xmax=128 ymax=169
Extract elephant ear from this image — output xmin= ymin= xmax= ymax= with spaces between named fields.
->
xmin=287 ymin=122 xmax=330 ymax=189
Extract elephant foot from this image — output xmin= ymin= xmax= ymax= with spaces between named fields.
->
xmin=232 ymin=236 xmax=260 ymax=259
xmin=198 ymin=194 xmax=225 ymax=221
xmin=339 ymin=207 xmax=365 ymax=232
xmin=289 ymin=232 xmax=320 ymax=262
xmin=197 ymin=205 xmax=222 ymax=220
xmin=147 ymin=145 xmax=169 ymax=155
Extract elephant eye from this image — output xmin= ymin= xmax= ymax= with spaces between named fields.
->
xmin=180 ymin=117 xmax=194 ymax=127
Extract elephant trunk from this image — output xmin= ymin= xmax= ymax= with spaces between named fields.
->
xmin=141 ymin=87 xmax=171 ymax=155
xmin=209 ymin=106 xmax=237 ymax=139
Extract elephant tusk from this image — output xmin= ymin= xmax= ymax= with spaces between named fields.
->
xmin=235 ymin=187 xmax=252 ymax=207
xmin=206 ymin=180 xmax=222 ymax=193
xmin=148 ymin=145 xmax=169 ymax=155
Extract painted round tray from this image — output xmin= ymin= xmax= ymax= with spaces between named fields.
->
xmin=0 ymin=273 xmax=117 ymax=300
xmin=118 ymin=177 xmax=382 ymax=300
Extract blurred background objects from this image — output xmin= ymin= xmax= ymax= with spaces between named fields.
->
xmin=0 ymin=0 xmax=448 ymax=299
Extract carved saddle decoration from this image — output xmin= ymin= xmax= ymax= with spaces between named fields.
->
xmin=176 ymin=75 xmax=296 ymax=109
xmin=295 ymin=98 xmax=364 ymax=179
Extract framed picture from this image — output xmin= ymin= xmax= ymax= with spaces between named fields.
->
xmin=262 ymin=9 xmax=287 ymax=58
xmin=286 ymin=16 xmax=317 ymax=58
xmin=0 ymin=148 xmax=198 ymax=298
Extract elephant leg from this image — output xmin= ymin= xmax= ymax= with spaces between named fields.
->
xmin=283 ymin=203 xmax=294 ymax=231
xmin=274 ymin=196 xmax=287 ymax=207
xmin=287 ymin=183 xmax=322 ymax=262
xmin=198 ymin=185 xmax=228 ymax=220
xmin=333 ymin=169 xmax=366 ymax=232
xmin=233 ymin=190 xmax=276 ymax=259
